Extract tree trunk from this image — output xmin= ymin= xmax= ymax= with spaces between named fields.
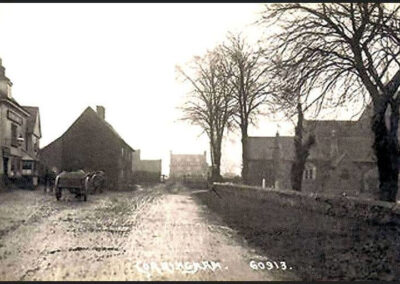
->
xmin=372 ymin=101 xmax=399 ymax=202
xmin=241 ymin=126 xmax=249 ymax=184
xmin=210 ymin=135 xmax=223 ymax=183
xmin=291 ymin=160 xmax=303 ymax=191
xmin=211 ymin=146 xmax=223 ymax=182
xmin=291 ymin=103 xmax=304 ymax=191
xmin=291 ymin=103 xmax=314 ymax=191
xmin=211 ymin=163 xmax=222 ymax=182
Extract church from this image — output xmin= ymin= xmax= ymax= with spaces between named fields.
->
xmin=246 ymin=105 xmax=392 ymax=199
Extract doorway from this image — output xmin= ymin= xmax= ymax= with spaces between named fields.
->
xmin=3 ymin=157 xmax=9 ymax=185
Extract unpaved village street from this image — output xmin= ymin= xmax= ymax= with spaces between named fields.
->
xmin=0 ymin=185 xmax=297 ymax=281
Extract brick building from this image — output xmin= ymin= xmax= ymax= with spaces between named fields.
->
xmin=247 ymin=105 xmax=390 ymax=199
xmin=40 ymin=106 xmax=134 ymax=190
xmin=169 ymin=151 xmax=209 ymax=181
xmin=0 ymin=59 xmax=41 ymax=189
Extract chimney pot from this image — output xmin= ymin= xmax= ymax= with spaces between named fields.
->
xmin=96 ymin=105 xmax=105 ymax=120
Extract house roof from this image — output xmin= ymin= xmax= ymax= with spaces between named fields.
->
xmin=23 ymin=106 xmax=41 ymax=136
xmin=44 ymin=106 xmax=134 ymax=152
xmin=0 ymin=95 xmax=31 ymax=117
xmin=85 ymin=107 xmax=134 ymax=152
xmin=21 ymin=151 xmax=35 ymax=161
xmin=170 ymin=153 xmax=206 ymax=164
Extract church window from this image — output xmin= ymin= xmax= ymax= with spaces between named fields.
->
xmin=303 ymin=163 xmax=316 ymax=180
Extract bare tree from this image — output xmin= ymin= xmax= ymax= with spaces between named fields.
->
xmin=291 ymin=102 xmax=316 ymax=192
xmin=221 ymin=33 xmax=271 ymax=184
xmin=261 ymin=3 xmax=400 ymax=202
xmin=268 ymin=60 xmax=316 ymax=192
xmin=176 ymin=47 xmax=235 ymax=182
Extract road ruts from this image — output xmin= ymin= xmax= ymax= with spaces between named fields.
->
xmin=0 ymin=186 xmax=298 ymax=281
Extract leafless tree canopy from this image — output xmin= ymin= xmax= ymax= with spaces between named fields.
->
xmin=176 ymin=47 xmax=235 ymax=181
xmin=177 ymin=33 xmax=271 ymax=183
xmin=221 ymin=33 xmax=271 ymax=128
xmin=263 ymin=4 xmax=400 ymax=112
xmin=221 ymin=33 xmax=271 ymax=183
xmin=261 ymin=3 xmax=400 ymax=202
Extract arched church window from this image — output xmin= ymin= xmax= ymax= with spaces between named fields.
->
xmin=303 ymin=163 xmax=316 ymax=180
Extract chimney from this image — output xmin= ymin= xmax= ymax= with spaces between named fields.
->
xmin=96 ymin=105 xmax=105 ymax=120
xmin=0 ymin=58 xmax=3 ymax=77
xmin=0 ymin=58 xmax=12 ymax=99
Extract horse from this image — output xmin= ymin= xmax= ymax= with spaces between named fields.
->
xmin=89 ymin=171 xmax=106 ymax=194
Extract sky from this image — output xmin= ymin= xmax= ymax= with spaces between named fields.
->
xmin=0 ymin=3 xmax=354 ymax=175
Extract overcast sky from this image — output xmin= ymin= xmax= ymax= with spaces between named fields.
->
xmin=0 ymin=3 xmax=349 ymax=175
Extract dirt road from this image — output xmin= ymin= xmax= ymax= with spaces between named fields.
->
xmin=0 ymin=186 xmax=297 ymax=281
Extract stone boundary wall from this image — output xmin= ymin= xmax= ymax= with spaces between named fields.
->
xmin=214 ymin=183 xmax=400 ymax=223
xmin=196 ymin=182 xmax=400 ymax=280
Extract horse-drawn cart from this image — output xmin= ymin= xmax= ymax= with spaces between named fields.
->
xmin=54 ymin=170 xmax=90 ymax=201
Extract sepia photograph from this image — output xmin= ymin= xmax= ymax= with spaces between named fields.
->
xmin=0 ymin=2 xmax=399 ymax=281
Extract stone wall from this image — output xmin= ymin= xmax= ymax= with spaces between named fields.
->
xmin=133 ymin=171 xmax=160 ymax=183
xmin=195 ymin=183 xmax=400 ymax=280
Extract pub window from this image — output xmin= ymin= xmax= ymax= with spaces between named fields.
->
xmin=11 ymin=124 xmax=18 ymax=147
xmin=22 ymin=161 xmax=33 ymax=170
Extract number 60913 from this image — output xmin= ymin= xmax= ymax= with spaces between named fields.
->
xmin=249 ymin=260 xmax=291 ymax=270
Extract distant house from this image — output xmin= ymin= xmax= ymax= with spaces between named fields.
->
xmin=169 ymin=151 xmax=209 ymax=181
xmin=247 ymin=105 xmax=385 ymax=199
xmin=21 ymin=106 xmax=42 ymax=186
xmin=0 ymin=58 xmax=41 ymax=189
xmin=40 ymin=106 xmax=134 ymax=190
xmin=132 ymin=149 xmax=162 ymax=183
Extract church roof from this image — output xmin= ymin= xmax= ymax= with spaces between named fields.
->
xmin=247 ymin=134 xmax=375 ymax=163
xmin=247 ymin=136 xmax=294 ymax=161
xmin=310 ymin=136 xmax=375 ymax=162
xmin=247 ymin=107 xmax=377 ymax=164
xmin=303 ymin=119 xmax=365 ymax=137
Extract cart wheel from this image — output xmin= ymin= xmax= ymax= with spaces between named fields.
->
xmin=54 ymin=176 xmax=61 ymax=201
xmin=56 ymin=188 xmax=62 ymax=201
xmin=83 ymin=176 xmax=90 ymax=201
